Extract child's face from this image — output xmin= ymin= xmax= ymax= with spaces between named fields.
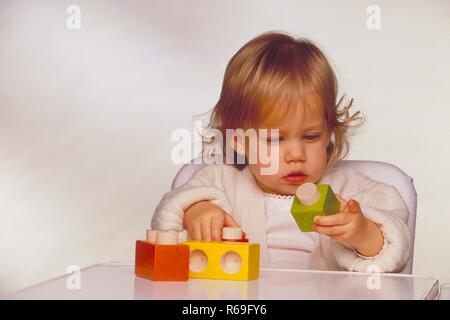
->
xmin=246 ymin=101 xmax=330 ymax=196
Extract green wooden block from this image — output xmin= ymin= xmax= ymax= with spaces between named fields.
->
xmin=290 ymin=184 xmax=340 ymax=232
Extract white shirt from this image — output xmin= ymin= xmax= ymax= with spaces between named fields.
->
xmin=153 ymin=164 xmax=410 ymax=272
xmin=264 ymin=193 xmax=319 ymax=270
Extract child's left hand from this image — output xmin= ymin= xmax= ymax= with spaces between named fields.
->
xmin=312 ymin=194 xmax=385 ymax=257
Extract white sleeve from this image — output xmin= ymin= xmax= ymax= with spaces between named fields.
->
xmin=331 ymin=175 xmax=411 ymax=273
xmin=150 ymin=165 xmax=232 ymax=231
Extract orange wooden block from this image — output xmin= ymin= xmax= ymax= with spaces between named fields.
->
xmin=135 ymin=240 xmax=189 ymax=281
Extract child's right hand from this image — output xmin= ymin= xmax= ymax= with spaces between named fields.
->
xmin=183 ymin=200 xmax=241 ymax=241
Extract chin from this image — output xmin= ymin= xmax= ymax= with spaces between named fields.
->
xmin=286 ymin=187 xmax=298 ymax=195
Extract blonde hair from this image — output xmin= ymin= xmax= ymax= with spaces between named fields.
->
xmin=203 ymin=31 xmax=364 ymax=170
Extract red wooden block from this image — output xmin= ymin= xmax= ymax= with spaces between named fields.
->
xmin=221 ymin=238 xmax=249 ymax=243
xmin=135 ymin=240 xmax=189 ymax=281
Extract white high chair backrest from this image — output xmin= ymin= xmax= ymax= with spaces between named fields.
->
xmin=171 ymin=159 xmax=416 ymax=274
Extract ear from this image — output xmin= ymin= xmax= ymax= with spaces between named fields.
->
xmin=325 ymin=130 xmax=335 ymax=164
xmin=325 ymin=128 xmax=333 ymax=146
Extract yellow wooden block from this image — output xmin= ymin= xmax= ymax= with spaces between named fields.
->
xmin=184 ymin=241 xmax=260 ymax=281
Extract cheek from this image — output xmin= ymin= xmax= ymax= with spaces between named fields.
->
xmin=250 ymin=161 xmax=281 ymax=186
xmin=256 ymin=169 xmax=280 ymax=189
xmin=312 ymin=144 xmax=328 ymax=159
xmin=250 ymin=142 xmax=281 ymax=168
xmin=308 ymin=139 xmax=328 ymax=157
xmin=308 ymin=144 xmax=329 ymax=175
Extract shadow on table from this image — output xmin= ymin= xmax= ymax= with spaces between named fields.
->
xmin=134 ymin=276 xmax=260 ymax=300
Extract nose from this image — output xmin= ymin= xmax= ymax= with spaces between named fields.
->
xmin=284 ymin=139 xmax=306 ymax=163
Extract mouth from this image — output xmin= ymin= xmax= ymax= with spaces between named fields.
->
xmin=283 ymin=171 xmax=307 ymax=183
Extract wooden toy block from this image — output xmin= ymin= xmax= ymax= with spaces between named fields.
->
xmin=291 ymin=183 xmax=340 ymax=232
xmin=184 ymin=239 xmax=260 ymax=281
xmin=221 ymin=226 xmax=249 ymax=243
xmin=135 ymin=230 xmax=189 ymax=281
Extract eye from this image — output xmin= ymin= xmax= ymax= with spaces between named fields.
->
xmin=304 ymin=135 xmax=320 ymax=141
xmin=267 ymin=136 xmax=283 ymax=144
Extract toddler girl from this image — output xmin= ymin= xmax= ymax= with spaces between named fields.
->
xmin=151 ymin=31 xmax=411 ymax=272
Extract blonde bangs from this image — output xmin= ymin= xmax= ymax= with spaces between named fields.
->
xmin=257 ymin=82 xmax=320 ymax=130
xmin=249 ymin=47 xmax=326 ymax=129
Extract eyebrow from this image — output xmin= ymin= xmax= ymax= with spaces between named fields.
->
xmin=276 ymin=124 xmax=324 ymax=135
xmin=302 ymin=124 xmax=324 ymax=130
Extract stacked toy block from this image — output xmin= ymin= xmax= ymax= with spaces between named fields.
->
xmin=135 ymin=227 xmax=260 ymax=282
xmin=135 ymin=229 xmax=190 ymax=281
xmin=291 ymin=182 xmax=340 ymax=232
xmin=185 ymin=227 xmax=259 ymax=281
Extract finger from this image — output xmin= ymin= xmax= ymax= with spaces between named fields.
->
xmin=192 ymin=223 xmax=202 ymax=241
xmin=347 ymin=199 xmax=361 ymax=214
xmin=211 ymin=216 xmax=223 ymax=241
xmin=313 ymin=213 xmax=352 ymax=227
xmin=200 ymin=219 xmax=212 ymax=241
xmin=224 ymin=213 xmax=240 ymax=227
xmin=312 ymin=224 xmax=347 ymax=237
xmin=186 ymin=224 xmax=194 ymax=240
xmin=335 ymin=193 xmax=347 ymax=212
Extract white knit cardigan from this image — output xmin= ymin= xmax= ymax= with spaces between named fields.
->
xmin=151 ymin=164 xmax=411 ymax=273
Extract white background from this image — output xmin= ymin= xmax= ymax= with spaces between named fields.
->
xmin=0 ymin=0 xmax=449 ymax=294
